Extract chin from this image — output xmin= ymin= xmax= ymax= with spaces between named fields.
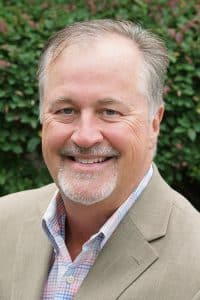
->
xmin=57 ymin=171 xmax=117 ymax=206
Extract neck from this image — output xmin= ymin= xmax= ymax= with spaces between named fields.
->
xmin=64 ymin=199 xmax=116 ymax=260
xmin=65 ymin=199 xmax=115 ymax=240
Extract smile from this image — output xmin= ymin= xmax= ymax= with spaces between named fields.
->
xmin=62 ymin=155 xmax=117 ymax=172
xmin=69 ymin=156 xmax=112 ymax=164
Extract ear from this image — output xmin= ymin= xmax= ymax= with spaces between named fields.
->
xmin=150 ymin=106 xmax=164 ymax=147
xmin=152 ymin=105 xmax=164 ymax=134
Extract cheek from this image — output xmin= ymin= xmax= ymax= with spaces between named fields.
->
xmin=105 ymin=119 xmax=149 ymax=154
xmin=42 ymin=121 xmax=72 ymax=156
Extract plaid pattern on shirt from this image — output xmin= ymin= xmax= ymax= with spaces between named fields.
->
xmin=42 ymin=165 xmax=153 ymax=299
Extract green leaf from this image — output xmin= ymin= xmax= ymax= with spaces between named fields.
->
xmin=174 ymin=127 xmax=185 ymax=134
xmin=27 ymin=137 xmax=40 ymax=152
xmin=187 ymin=129 xmax=196 ymax=141
xmin=13 ymin=145 xmax=23 ymax=154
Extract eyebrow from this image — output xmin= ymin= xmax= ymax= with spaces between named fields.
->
xmin=53 ymin=97 xmax=75 ymax=105
xmin=97 ymin=98 xmax=125 ymax=106
xmin=52 ymin=97 xmax=126 ymax=107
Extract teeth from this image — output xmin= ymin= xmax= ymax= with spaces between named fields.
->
xmin=75 ymin=157 xmax=106 ymax=164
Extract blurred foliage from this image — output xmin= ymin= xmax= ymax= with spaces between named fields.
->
xmin=0 ymin=0 xmax=199 ymax=201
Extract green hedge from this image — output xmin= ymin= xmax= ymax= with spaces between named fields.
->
xmin=0 ymin=0 xmax=199 ymax=201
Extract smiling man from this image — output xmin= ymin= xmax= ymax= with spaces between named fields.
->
xmin=1 ymin=20 xmax=200 ymax=300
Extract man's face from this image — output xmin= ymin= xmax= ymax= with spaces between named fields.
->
xmin=42 ymin=34 xmax=162 ymax=207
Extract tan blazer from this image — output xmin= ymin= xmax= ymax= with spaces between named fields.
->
xmin=0 ymin=165 xmax=200 ymax=300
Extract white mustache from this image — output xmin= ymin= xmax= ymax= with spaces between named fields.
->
xmin=60 ymin=145 xmax=119 ymax=157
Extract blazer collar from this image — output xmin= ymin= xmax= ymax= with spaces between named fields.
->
xmin=128 ymin=163 xmax=173 ymax=242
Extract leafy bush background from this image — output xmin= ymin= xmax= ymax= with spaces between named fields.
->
xmin=0 ymin=0 xmax=199 ymax=207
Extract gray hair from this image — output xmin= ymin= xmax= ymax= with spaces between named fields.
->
xmin=37 ymin=19 xmax=169 ymax=120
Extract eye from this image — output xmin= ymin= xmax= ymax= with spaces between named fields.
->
xmin=102 ymin=109 xmax=121 ymax=117
xmin=57 ymin=108 xmax=75 ymax=115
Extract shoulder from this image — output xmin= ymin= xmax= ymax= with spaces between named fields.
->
xmin=134 ymin=164 xmax=200 ymax=243
xmin=151 ymin=167 xmax=200 ymax=263
xmin=154 ymin=164 xmax=200 ymax=229
xmin=0 ymin=183 xmax=57 ymax=220
xmin=169 ymin=189 xmax=200 ymax=238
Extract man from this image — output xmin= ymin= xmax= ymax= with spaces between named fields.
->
xmin=0 ymin=19 xmax=200 ymax=300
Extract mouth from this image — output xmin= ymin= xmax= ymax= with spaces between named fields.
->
xmin=67 ymin=156 xmax=114 ymax=164
xmin=60 ymin=154 xmax=118 ymax=173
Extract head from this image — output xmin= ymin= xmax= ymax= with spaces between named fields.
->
xmin=38 ymin=19 xmax=169 ymax=207
xmin=38 ymin=20 xmax=169 ymax=120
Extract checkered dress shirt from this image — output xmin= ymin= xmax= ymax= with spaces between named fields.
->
xmin=42 ymin=166 xmax=153 ymax=299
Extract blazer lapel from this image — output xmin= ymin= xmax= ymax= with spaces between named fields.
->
xmin=11 ymin=216 xmax=52 ymax=300
xmin=75 ymin=214 xmax=158 ymax=300
xmin=129 ymin=164 xmax=173 ymax=242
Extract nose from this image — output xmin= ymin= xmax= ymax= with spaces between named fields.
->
xmin=70 ymin=113 xmax=104 ymax=148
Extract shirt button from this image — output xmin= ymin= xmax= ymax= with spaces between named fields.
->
xmin=66 ymin=275 xmax=75 ymax=284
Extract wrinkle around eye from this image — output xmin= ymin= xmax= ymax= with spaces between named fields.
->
xmin=42 ymin=113 xmax=58 ymax=129
xmin=122 ymin=115 xmax=149 ymax=141
xmin=42 ymin=111 xmax=74 ymax=126
xmin=42 ymin=112 xmax=54 ymax=124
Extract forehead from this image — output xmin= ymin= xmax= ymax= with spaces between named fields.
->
xmin=48 ymin=34 xmax=143 ymax=76
xmin=43 ymin=34 xmax=146 ymax=103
